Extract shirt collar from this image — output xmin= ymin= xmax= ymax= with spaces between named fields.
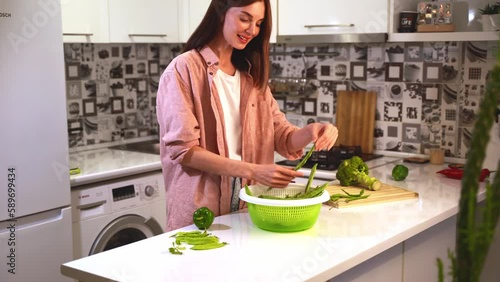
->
xmin=198 ymin=45 xmax=252 ymax=74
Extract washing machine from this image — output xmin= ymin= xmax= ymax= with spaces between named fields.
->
xmin=71 ymin=171 xmax=166 ymax=259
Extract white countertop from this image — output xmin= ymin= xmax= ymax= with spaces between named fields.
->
xmin=61 ymin=161 xmax=487 ymax=282
xmin=69 ymin=148 xmax=161 ymax=187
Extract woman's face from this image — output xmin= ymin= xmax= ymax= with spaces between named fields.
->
xmin=222 ymin=1 xmax=265 ymax=50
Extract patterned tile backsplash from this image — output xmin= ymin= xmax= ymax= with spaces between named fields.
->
xmin=269 ymin=41 xmax=499 ymax=159
xmin=64 ymin=41 xmax=499 ymax=159
xmin=64 ymin=43 xmax=183 ymax=149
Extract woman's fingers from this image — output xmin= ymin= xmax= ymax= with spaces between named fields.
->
xmin=314 ymin=123 xmax=338 ymax=151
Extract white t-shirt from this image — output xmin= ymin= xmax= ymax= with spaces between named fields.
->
xmin=213 ymin=69 xmax=242 ymax=161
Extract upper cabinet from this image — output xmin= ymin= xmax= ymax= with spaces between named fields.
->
xmin=277 ymin=0 xmax=388 ymax=43
xmin=178 ymin=0 xmax=211 ymax=42
xmin=179 ymin=0 xmax=277 ymax=43
xmin=61 ymin=0 xmax=110 ymax=43
xmin=108 ymin=0 xmax=179 ymax=43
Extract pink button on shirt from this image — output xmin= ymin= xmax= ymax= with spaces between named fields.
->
xmin=156 ymin=45 xmax=303 ymax=231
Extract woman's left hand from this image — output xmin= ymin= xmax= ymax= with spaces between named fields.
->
xmin=307 ymin=123 xmax=338 ymax=151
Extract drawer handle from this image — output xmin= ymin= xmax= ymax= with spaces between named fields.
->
xmin=128 ymin=33 xmax=167 ymax=37
xmin=63 ymin=32 xmax=94 ymax=36
xmin=304 ymin=24 xmax=355 ymax=28
xmin=77 ymin=200 xmax=107 ymax=210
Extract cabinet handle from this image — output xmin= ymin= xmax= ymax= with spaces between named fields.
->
xmin=63 ymin=33 xmax=94 ymax=36
xmin=304 ymin=24 xmax=355 ymax=28
xmin=128 ymin=33 xmax=167 ymax=37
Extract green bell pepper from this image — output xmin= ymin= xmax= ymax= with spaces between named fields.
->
xmin=193 ymin=207 xmax=215 ymax=230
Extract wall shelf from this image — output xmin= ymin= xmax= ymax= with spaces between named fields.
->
xmin=388 ymin=31 xmax=499 ymax=42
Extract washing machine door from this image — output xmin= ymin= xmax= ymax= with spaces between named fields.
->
xmin=89 ymin=214 xmax=163 ymax=256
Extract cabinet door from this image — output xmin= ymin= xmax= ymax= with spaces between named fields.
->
xmin=270 ymin=0 xmax=277 ymax=43
xmin=178 ymin=0 xmax=211 ymax=42
xmin=61 ymin=0 xmax=110 ymax=43
xmin=179 ymin=0 xmax=277 ymax=43
xmin=278 ymin=0 xmax=388 ymax=35
xmin=109 ymin=0 xmax=179 ymax=43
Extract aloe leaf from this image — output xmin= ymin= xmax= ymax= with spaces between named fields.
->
xmin=454 ymin=44 xmax=500 ymax=282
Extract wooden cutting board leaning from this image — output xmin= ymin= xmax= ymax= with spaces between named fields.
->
xmin=324 ymin=182 xmax=419 ymax=208
xmin=335 ymin=90 xmax=377 ymax=154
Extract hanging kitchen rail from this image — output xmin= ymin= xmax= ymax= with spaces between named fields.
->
xmin=277 ymin=33 xmax=388 ymax=44
xmin=269 ymin=51 xmax=341 ymax=57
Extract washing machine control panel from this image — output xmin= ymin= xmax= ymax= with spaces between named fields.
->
xmin=71 ymin=172 xmax=166 ymax=220
xmin=111 ymin=184 xmax=136 ymax=202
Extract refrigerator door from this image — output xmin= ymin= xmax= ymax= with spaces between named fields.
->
xmin=0 ymin=0 xmax=70 ymax=221
xmin=0 ymin=207 xmax=73 ymax=282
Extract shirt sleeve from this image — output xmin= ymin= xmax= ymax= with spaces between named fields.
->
xmin=157 ymin=62 xmax=200 ymax=164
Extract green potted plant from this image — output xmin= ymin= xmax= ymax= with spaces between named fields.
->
xmin=479 ymin=2 xmax=500 ymax=31
xmin=436 ymin=45 xmax=500 ymax=282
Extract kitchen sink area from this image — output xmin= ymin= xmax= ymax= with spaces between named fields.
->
xmin=110 ymin=140 xmax=160 ymax=155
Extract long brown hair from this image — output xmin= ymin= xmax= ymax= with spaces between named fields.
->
xmin=183 ymin=0 xmax=271 ymax=90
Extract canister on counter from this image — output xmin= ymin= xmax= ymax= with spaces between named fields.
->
xmin=398 ymin=11 xmax=419 ymax=32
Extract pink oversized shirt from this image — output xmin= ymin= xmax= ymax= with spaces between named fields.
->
xmin=156 ymin=45 xmax=303 ymax=231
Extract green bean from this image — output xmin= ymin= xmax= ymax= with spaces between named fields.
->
xmin=244 ymin=184 xmax=253 ymax=196
xmin=294 ymin=143 xmax=316 ymax=171
xmin=267 ymin=143 xmax=317 ymax=191
xmin=190 ymin=242 xmax=228 ymax=250
xmin=176 ymin=236 xmax=220 ymax=245
xmin=170 ymin=230 xmax=209 ymax=238
xmin=304 ymin=163 xmax=318 ymax=194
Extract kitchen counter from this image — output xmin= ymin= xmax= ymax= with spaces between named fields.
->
xmin=61 ymin=161 xmax=489 ymax=282
xmin=69 ymin=148 xmax=161 ymax=187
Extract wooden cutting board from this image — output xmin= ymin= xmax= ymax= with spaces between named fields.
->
xmin=324 ymin=182 xmax=419 ymax=208
xmin=335 ymin=91 xmax=377 ymax=154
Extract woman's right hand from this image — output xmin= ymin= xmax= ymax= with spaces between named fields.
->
xmin=250 ymin=164 xmax=304 ymax=188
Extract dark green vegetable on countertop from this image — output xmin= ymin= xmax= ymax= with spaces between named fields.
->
xmin=190 ymin=242 xmax=228 ymax=250
xmin=392 ymin=164 xmax=409 ymax=181
xmin=336 ymin=156 xmax=382 ymax=191
xmin=193 ymin=207 xmax=215 ymax=230
xmin=329 ymin=188 xmax=370 ymax=205
xmin=169 ymin=230 xmax=228 ymax=254
xmin=169 ymin=242 xmax=185 ymax=255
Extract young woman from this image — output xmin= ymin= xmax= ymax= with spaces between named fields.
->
xmin=156 ymin=0 xmax=338 ymax=231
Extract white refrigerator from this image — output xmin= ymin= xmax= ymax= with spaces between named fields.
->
xmin=0 ymin=0 xmax=73 ymax=281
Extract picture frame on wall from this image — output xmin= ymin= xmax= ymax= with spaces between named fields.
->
xmin=65 ymin=62 xmax=80 ymax=80
xmin=385 ymin=63 xmax=404 ymax=82
xmin=110 ymin=96 xmax=124 ymax=114
xmin=301 ymin=98 xmax=317 ymax=116
xmin=82 ymin=99 xmax=97 ymax=117
xmin=275 ymin=96 xmax=286 ymax=112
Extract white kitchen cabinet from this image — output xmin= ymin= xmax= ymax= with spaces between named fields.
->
xmin=108 ymin=0 xmax=179 ymax=43
xmin=178 ymin=0 xmax=211 ymax=42
xmin=277 ymin=0 xmax=388 ymax=41
xmin=61 ymin=0 xmax=110 ymax=43
xmin=179 ymin=0 xmax=277 ymax=43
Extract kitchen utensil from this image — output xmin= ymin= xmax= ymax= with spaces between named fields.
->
xmin=335 ymin=91 xmax=377 ymax=154
xmin=430 ymin=148 xmax=445 ymax=164
xmin=239 ymin=184 xmax=330 ymax=232
xmin=325 ymin=182 xmax=418 ymax=208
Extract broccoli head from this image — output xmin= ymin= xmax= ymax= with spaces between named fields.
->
xmin=336 ymin=156 xmax=382 ymax=191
